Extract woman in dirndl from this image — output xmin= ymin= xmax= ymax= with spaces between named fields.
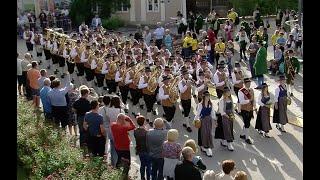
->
xmin=273 ymin=75 xmax=289 ymax=133
xmin=255 ymin=83 xmax=273 ymax=138
xmin=194 ymin=90 xmax=217 ymax=157
xmin=215 ymin=87 xmax=235 ymax=151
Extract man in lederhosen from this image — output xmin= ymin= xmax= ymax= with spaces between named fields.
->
xmin=43 ymin=34 xmax=53 ymax=69
xmin=115 ymin=61 xmax=130 ymax=113
xmin=231 ymin=62 xmax=244 ymax=113
xmin=63 ymin=41 xmax=75 ymax=82
xmin=92 ymin=50 xmax=105 ymax=96
xmin=104 ymin=54 xmax=117 ymax=94
xmin=159 ymin=76 xmax=176 ymax=126
xmin=138 ymin=67 xmax=157 ymax=126
xmin=178 ymin=69 xmax=193 ymax=132
xmin=196 ymin=70 xmax=207 ymax=103
xmin=57 ymin=41 xmax=67 ymax=78
xmin=81 ymin=45 xmax=94 ymax=87
xmin=51 ymin=38 xmax=60 ymax=75
xmin=125 ymin=62 xmax=141 ymax=116
xmin=238 ymin=78 xmax=256 ymax=144
xmin=72 ymin=40 xmax=85 ymax=85
xmin=213 ymin=62 xmax=228 ymax=99
xmin=33 ymin=32 xmax=44 ymax=65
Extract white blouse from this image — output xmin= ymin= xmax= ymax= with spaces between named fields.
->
xmin=194 ymin=103 xmax=217 ymax=120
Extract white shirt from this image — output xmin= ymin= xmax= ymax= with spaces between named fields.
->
xmin=158 ymin=85 xmax=169 ymax=100
xmin=91 ymin=58 xmax=97 ymax=70
xmin=63 ymin=49 xmax=70 ymax=59
xmin=70 ymin=47 xmax=77 ymax=58
xmin=115 ymin=70 xmax=122 ymax=82
xmin=238 ymin=87 xmax=256 ymax=108
xmin=213 ymin=71 xmax=226 ymax=87
xmin=138 ymin=75 xmax=148 ymax=89
xmin=231 ymin=70 xmax=242 ymax=84
xmin=108 ymin=107 xmax=124 ymax=123
xmin=153 ymin=27 xmax=165 ymax=40
xmin=80 ymin=51 xmax=89 ymax=63
xmin=125 ymin=71 xmax=133 ymax=85
xmin=215 ymin=172 xmax=233 ymax=180
xmin=194 ymin=103 xmax=217 ymax=120
xmin=23 ymin=31 xmax=34 ymax=43
xmin=101 ymin=62 xmax=108 ymax=74
xmin=218 ymin=98 xmax=234 ymax=116
xmin=17 ymin=58 xmax=22 ymax=76
xmin=196 ymin=79 xmax=205 ymax=92
xmin=178 ymin=79 xmax=188 ymax=93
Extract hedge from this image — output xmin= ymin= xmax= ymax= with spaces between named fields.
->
xmin=17 ymin=98 xmax=122 ymax=179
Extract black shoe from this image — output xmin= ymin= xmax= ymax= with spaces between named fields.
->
xmin=54 ymin=70 xmax=58 ymax=75
xmin=140 ymin=105 xmax=144 ymax=109
xmin=220 ymin=141 xmax=227 ymax=147
xmin=71 ymin=79 xmax=74 ymax=83
xmin=245 ymin=139 xmax=253 ymax=144
xmin=264 ymin=134 xmax=271 ymax=138
xmin=149 ymin=122 xmax=153 ymax=127
xmin=94 ymin=82 xmax=97 ymax=86
xmin=124 ymin=109 xmax=129 ymax=113
xmin=186 ymin=127 xmax=192 ymax=132
xmin=116 ymin=92 xmax=120 ymax=96
xmin=182 ymin=124 xmax=187 ymax=128
xmin=47 ymin=66 xmax=50 ymax=69
xmin=290 ymin=93 xmax=293 ymax=97
xmin=152 ymin=110 xmax=157 ymax=115
xmin=39 ymin=61 xmax=42 ymax=65
xmin=103 ymin=87 xmax=108 ymax=90
xmin=157 ymin=101 xmax=161 ymax=105
xmin=61 ymin=75 xmax=65 ymax=78
xmin=146 ymin=118 xmax=150 ymax=123
xmin=276 ymin=124 xmax=280 ymax=130
xmin=235 ymin=109 xmax=239 ymax=114
xmin=240 ymin=135 xmax=246 ymax=139
xmin=132 ymin=112 xmax=136 ymax=116
xmin=193 ymin=95 xmax=197 ymax=99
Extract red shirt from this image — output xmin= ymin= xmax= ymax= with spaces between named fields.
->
xmin=111 ymin=117 xmax=135 ymax=151
xmin=207 ymin=29 xmax=216 ymax=46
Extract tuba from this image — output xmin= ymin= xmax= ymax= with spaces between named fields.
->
xmin=168 ymin=75 xmax=180 ymax=103
xmin=147 ymin=67 xmax=161 ymax=92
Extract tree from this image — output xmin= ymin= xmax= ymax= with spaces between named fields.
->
xmin=69 ymin=0 xmax=130 ymax=28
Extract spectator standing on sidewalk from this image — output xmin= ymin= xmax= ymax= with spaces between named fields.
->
xmin=254 ymin=40 xmax=268 ymax=88
xmin=247 ymin=36 xmax=259 ymax=78
xmin=27 ymin=61 xmax=41 ymax=110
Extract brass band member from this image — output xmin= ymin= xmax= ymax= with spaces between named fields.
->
xmin=196 ymin=71 xmax=207 ymax=103
xmin=273 ymin=75 xmax=289 ymax=133
xmin=63 ymin=42 xmax=75 ymax=82
xmin=238 ymin=78 xmax=256 ymax=144
xmin=105 ymin=54 xmax=117 ymax=94
xmin=125 ymin=62 xmax=140 ymax=116
xmin=138 ymin=67 xmax=156 ymax=126
xmin=51 ymin=38 xmax=60 ymax=75
xmin=34 ymin=32 xmax=44 ymax=65
xmin=57 ymin=40 xmax=67 ymax=78
xmin=159 ymin=76 xmax=176 ymax=126
xmin=116 ymin=61 xmax=131 ymax=112
xmin=214 ymin=62 xmax=229 ymax=98
xmin=23 ymin=27 xmax=34 ymax=52
xmin=43 ymin=34 xmax=53 ymax=69
xmin=194 ymin=90 xmax=216 ymax=157
xmin=231 ymin=62 xmax=243 ymax=113
xmin=81 ymin=45 xmax=94 ymax=87
xmin=178 ymin=69 xmax=193 ymax=132
xmin=92 ymin=51 xmax=105 ymax=96
xmin=216 ymin=87 xmax=235 ymax=151
xmin=72 ymin=40 xmax=85 ymax=85
xmin=285 ymin=49 xmax=300 ymax=96
xmin=255 ymin=83 xmax=273 ymax=138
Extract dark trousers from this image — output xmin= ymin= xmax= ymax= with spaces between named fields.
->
xmin=144 ymin=94 xmax=156 ymax=112
xmin=106 ymin=79 xmax=117 ymax=93
xmin=233 ymin=87 xmax=241 ymax=103
xmin=207 ymin=50 xmax=215 ymax=65
xmin=151 ymin=157 xmax=164 ymax=180
xmin=249 ymin=57 xmax=256 ymax=78
xmin=119 ymin=85 xmax=129 ymax=104
xmin=139 ymin=152 xmax=151 ymax=180
xmin=155 ymin=39 xmax=163 ymax=49
xmin=51 ymin=106 xmax=68 ymax=128
xmin=189 ymin=23 xmax=195 ymax=32
xmin=95 ymin=73 xmax=105 ymax=87
xmin=84 ymin=67 xmax=94 ymax=81
xmin=216 ymin=89 xmax=224 ymax=99
xmin=240 ymin=46 xmax=247 ymax=61
xmin=76 ymin=63 xmax=85 ymax=76
xmin=241 ymin=110 xmax=253 ymax=128
xmin=181 ymin=99 xmax=191 ymax=117
xmin=116 ymin=150 xmax=131 ymax=176
xmin=88 ymin=135 xmax=105 ymax=157
xmin=130 ymin=88 xmax=140 ymax=105
xmin=163 ymin=106 xmax=176 ymax=122
xmin=66 ymin=61 xmax=75 ymax=74
xmin=182 ymin=47 xmax=191 ymax=58
xmin=26 ymin=42 xmax=33 ymax=51
xmin=77 ymin=115 xmax=87 ymax=147
xmin=43 ymin=49 xmax=51 ymax=60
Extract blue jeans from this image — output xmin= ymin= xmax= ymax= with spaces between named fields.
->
xmin=106 ymin=129 xmax=118 ymax=167
xmin=151 ymin=157 xmax=164 ymax=180
xmin=139 ymin=152 xmax=151 ymax=180
xmin=249 ymin=57 xmax=256 ymax=78
xmin=77 ymin=115 xmax=86 ymax=147
xmin=257 ymin=75 xmax=264 ymax=87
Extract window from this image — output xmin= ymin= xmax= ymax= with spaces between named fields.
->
xmin=117 ymin=2 xmax=129 ymax=12
xmin=147 ymin=0 xmax=159 ymax=12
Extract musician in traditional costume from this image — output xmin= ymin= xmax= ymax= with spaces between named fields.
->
xmin=255 ymin=83 xmax=273 ymax=138
xmin=63 ymin=42 xmax=75 ymax=82
xmin=71 ymin=40 xmax=84 ymax=84
xmin=215 ymin=87 xmax=235 ymax=151
xmin=194 ymin=91 xmax=217 ymax=157
xmin=196 ymin=71 xmax=208 ymax=103
xmin=138 ymin=67 xmax=157 ymax=126
xmin=33 ymin=32 xmax=44 ymax=65
xmin=115 ymin=62 xmax=130 ymax=112
xmin=238 ymin=78 xmax=256 ymax=144
xmin=105 ymin=54 xmax=117 ymax=94
xmin=51 ymin=38 xmax=60 ymax=75
xmin=285 ymin=49 xmax=300 ymax=96
xmin=273 ymin=75 xmax=289 ymax=133
xmin=159 ymin=76 xmax=176 ymax=126
xmin=43 ymin=34 xmax=53 ymax=69
xmin=213 ymin=62 xmax=228 ymax=99
xmin=91 ymin=51 xmax=105 ymax=95
xmin=23 ymin=28 xmax=34 ymax=52
xmin=125 ymin=62 xmax=141 ymax=116
xmin=178 ymin=69 xmax=193 ymax=132
xmin=81 ymin=45 xmax=94 ymax=87
xmin=232 ymin=62 xmax=244 ymax=113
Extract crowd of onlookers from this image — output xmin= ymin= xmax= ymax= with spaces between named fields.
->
xmin=17 ymin=7 xmax=71 ymax=37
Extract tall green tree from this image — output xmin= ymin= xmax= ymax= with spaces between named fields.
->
xmin=69 ymin=0 xmax=130 ymax=27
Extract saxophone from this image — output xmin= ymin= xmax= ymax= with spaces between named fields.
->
xmin=168 ymin=75 xmax=180 ymax=103
xmin=147 ymin=67 xmax=161 ymax=92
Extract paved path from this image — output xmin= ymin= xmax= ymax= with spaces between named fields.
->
xmin=17 ymin=25 xmax=303 ymax=180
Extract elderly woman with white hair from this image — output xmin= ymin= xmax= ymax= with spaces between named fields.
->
xmin=162 ymin=129 xmax=182 ymax=180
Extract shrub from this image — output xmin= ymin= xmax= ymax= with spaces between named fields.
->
xmin=17 ymin=99 xmax=122 ymax=179
xmin=102 ymin=16 xmax=125 ymax=30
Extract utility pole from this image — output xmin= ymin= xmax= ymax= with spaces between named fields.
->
xmin=298 ymin=0 xmax=302 ymax=27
